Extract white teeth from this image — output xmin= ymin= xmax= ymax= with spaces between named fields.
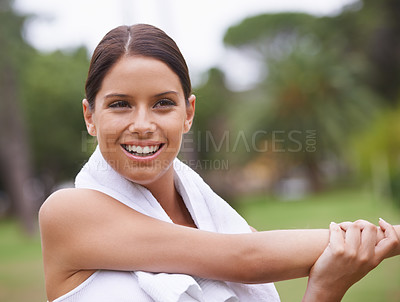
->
xmin=123 ymin=144 xmax=161 ymax=156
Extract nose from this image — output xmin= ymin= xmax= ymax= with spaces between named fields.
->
xmin=128 ymin=107 xmax=156 ymax=136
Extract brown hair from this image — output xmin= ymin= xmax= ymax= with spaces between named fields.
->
xmin=85 ymin=24 xmax=192 ymax=109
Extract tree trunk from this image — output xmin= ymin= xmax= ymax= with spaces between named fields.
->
xmin=304 ymin=157 xmax=323 ymax=193
xmin=0 ymin=64 xmax=37 ymax=234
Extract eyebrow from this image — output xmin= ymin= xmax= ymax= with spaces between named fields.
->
xmin=153 ymin=91 xmax=179 ymax=97
xmin=104 ymin=93 xmax=132 ymax=99
xmin=104 ymin=91 xmax=179 ymax=99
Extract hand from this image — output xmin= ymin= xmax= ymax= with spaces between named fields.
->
xmin=340 ymin=219 xmax=400 ymax=258
xmin=302 ymin=219 xmax=398 ymax=302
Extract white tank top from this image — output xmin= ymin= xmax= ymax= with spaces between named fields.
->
xmin=52 ymin=270 xmax=245 ymax=302
xmin=53 ymin=270 xmax=154 ymax=301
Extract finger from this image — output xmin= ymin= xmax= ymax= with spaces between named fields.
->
xmin=378 ymin=218 xmax=393 ymax=237
xmin=339 ymin=221 xmax=352 ymax=231
xmin=378 ymin=218 xmax=391 ymax=232
xmin=376 ymin=226 xmax=385 ymax=242
xmin=375 ymin=218 xmax=399 ymax=261
xmin=345 ymin=222 xmax=362 ymax=252
xmin=329 ymin=222 xmax=345 ymax=250
xmin=354 ymin=219 xmax=374 ymax=231
xmin=359 ymin=222 xmax=377 ymax=259
xmin=345 ymin=220 xmax=375 ymax=250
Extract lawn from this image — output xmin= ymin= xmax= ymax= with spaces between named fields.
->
xmin=0 ymin=219 xmax=45 ymax=302
xmin=235 ymin=188 xmax=400 ymax=302
xmin=0 ymin=188 xmax=399 ymax=302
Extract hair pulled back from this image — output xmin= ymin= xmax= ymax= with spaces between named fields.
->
xmin=85 ymin=24 xmax=191 ymax=109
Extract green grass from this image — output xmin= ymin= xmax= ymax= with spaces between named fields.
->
xmin=0 ymin=188 xmax=399 ymax=301
xmin=0 ymin=219 xmax=46 ymax=302
xmin=235 ymin=188 xmax=400 ymax=302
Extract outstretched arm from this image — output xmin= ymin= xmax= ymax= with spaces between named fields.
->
xmin=40 ymin=188 xmax=400 ymax=284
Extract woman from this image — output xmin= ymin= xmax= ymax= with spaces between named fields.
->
xmin=39 ymin=24 xmax=400 ymax=302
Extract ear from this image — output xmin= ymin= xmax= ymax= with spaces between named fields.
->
xmin=184 ymin=94 xmax=196 ymax=133
xmin=82 ymin=99 xmax=97 ymax=136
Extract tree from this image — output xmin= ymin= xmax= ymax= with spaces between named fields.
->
xmin=224 ymin=0 xmax=400 ymax=106
xmin=191 ymin=68 xmax=234 ymax=162
xmin=21 ymin=47 xmax=91 ymax=189
xmin=0 ymin=0 xmax=37 ymax=233
xmin=360 ymin=0 xmax=400 ymax=104
xmin=223 ymin=10 xmax=382 ymax=191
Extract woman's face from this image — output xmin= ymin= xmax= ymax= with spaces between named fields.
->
xmin=83 ymin=55 xmax=195 ymax=186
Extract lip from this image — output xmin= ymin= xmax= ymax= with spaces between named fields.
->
xmin=122 ymin=141 xmax=164 ymax=147
xmin=120 ymin=142 xmax=165 ymax=162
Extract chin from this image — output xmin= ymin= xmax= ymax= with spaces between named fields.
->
xmin=120 ymin=161 xmax=173 ymax=186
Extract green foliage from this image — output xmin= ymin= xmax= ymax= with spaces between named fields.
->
xmin=351 ymin=108 xmax=400 ymax=175
xmin=350 ymin=106 xmax=400 ymax=206
xmin=0 ymin=0 xmax=38 ymax=231
xmin=0 ymin=0 xmax=31 ymax=67
xmin=221 ymin=7 xmax=395 ymax=191
xmin=192 ymin=68 xmax=235 ymax=162
xmin=357 ymin=0 xmax=400 ymax=102
xmin=254 ymin=42 xmax=380 ymax=161
xmin=21 ymin=48 xmax=91 ymax=182
xmin=224 ymin=13 xmax=318 ymax=49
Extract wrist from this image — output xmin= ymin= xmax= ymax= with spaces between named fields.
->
xmin=302 ymin=279 xmax=347 ymax=302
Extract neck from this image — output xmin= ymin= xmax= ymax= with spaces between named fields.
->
xmin=144 ymin=166 xmax=179 ymax=214
xmin=144 ymin=165 xmax=196 ymax=228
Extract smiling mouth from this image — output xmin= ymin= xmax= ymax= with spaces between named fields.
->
xmin=121 ymin=144 xmax=163 ymax=157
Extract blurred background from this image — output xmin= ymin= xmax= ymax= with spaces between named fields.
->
xmin=1 ymin=0 xmax=400 ymax=301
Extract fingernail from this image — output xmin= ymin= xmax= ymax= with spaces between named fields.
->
xmin=330 ymin=222 xmax=338 ymax=228
xmin=379 ymin=217 xmax=388 ymax=224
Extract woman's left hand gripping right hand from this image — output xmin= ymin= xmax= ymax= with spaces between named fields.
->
xmin=303 ymin=219 xmax=399 ymax=302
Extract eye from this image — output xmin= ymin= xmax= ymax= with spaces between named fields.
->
xmin=109 ymin=100 xmax=130 ymax=108
xmin=153 ymin=99 xmax=176 ymax=108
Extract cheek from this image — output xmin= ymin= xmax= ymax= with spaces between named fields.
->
xmin=160 ymin=116 xmax=186 ymax=151
xmin=163 ymin=115 xmax=186 ymax=137
xmin=96 ymin=116 xmax=126 ymax=143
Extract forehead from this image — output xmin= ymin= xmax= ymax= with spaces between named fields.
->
xmin=98 ymin=56 xmax=183 ymax=98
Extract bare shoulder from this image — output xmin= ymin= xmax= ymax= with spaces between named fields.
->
xmin=39 ymin=188 xmax=128 ymax=229
xmin=40 ymin=187 xmax=113 ymax=215
xmin=39 ymin=187 xmax=162 ymax=256
xmin=39 ymin=189 xmax=109 ymax=299
xmin=39 ymin=188 xmax=85 ymax=234
xmin=40 ymin=188 xmax=148 ymax=299
xmin=39 ymin=187 xmax=135 ymax=257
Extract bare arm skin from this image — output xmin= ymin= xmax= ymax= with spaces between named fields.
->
xmin=39 ymin=188 xmax=400 ymax=300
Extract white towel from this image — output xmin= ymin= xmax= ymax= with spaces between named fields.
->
xmin=75 ymin=146 xmax=280 ymax=302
